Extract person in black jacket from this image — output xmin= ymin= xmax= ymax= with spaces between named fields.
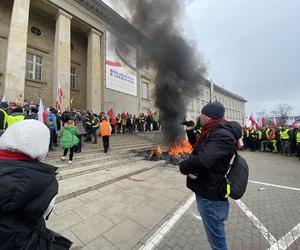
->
xmin=179 ymin=102 xmax=242 ymax=250
xmin=0 ymin=120 xmax=71 ymax=250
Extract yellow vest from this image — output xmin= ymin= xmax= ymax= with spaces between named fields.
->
xmin=280 ymin=129 xmax=289 ymax=140
xmin=7 ymin=115 xmax=25 ymax=127
xmin=0 ymin=108 xmax=8 ymax=129
xmin=257 ymin=131 xmax=262 ymax=139
xmin=297 ymin=132 xmax=300 ymax=143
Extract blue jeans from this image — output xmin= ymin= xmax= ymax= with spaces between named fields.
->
xmin=196 ymin=194 xmax=229 ymax=250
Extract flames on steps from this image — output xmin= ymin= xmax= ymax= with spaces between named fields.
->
xmin=139 ymin=139 xmax=192 ymax=165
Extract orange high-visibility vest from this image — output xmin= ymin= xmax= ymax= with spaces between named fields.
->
xmin=100 ymin=120 xmax=110 ymax=136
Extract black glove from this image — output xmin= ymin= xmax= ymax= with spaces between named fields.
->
xmin=182 ymin=120 xmax=195 ymax=127
xmin=179 ymin=161 xmax=189 ymax=175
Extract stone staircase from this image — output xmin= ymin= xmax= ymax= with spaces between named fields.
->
xmin=43 ymin=133 xmax=165 ymax=203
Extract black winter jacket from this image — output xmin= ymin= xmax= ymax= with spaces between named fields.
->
xmin=0 ymin=159 xmax=58 ymax=250
xmin=180 ymin=121 xmax=242 ymax=201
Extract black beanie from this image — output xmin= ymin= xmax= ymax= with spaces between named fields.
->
xmin=201 ymin=101 xmax=225 ymax=119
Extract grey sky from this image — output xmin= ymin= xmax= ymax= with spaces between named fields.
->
xmin=183 ymin=0 xmax=300 ymax=116
xmin=103 ymin=0 xmax=300 ymax=116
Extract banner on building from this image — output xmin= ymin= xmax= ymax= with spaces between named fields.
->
xmin=105 ymin=31 xmax=137 ymax=96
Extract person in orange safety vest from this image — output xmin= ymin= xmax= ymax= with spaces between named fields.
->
xmin=99 ymin=116 xmax=111 ymax=153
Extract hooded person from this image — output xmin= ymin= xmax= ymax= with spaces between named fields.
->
xmin=60 ymin=116 xmax=79 ymax=164
xmin=179 ymin=101 xmax=242 ymax=250
xmin=0 ymin=119 xmax=72 ymax=249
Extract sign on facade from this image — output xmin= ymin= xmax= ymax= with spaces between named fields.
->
xmin=105 ymin=31 xmax=137 ymax=96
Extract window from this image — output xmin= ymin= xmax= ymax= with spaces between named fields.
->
xmin=142 ymin=82 xmax=149 ymax=99
xmin=26 ymin=52 xmax=42 ymax=81
xmin=30 ymin=26 xmax=42 ymax=37
xmin=70 ymin=66 xmax=76 ymax=89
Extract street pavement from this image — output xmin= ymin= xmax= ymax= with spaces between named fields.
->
xmin=47 ymin=148 xmax=300 ymax=250
xmin=140 ymin=151 xmax=300 ymax=250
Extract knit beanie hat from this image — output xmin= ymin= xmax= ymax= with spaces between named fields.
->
xmin=0 ymin=120 xmax=50 ymax=161
xmin=201 ymin=101 xmax=225 ymax=119
xmin=0 ymin=102 xmax=8 ymax=109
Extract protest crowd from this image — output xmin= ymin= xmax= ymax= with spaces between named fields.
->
xmin=241 ymin=126 xmax=300 ymax=160
xmin=0 ymin=100 xmax=160 ymax=164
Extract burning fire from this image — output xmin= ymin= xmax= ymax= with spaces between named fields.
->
xmin=169 ymin=139 xmax=193 ymax=156
xmin=156 ymin=145 xmax=163 ymax=156
xmin=142 ymin=140 xmax=192 ymax=163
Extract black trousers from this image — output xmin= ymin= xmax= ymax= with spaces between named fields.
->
xmin=75 ymin=135 xmax=82 ymax=152
xmin=49 ymin=130 xmax=57 ymax=149
xmin=117 ymin=124 xmax=121 ymax=133
xmin=63 ymin=146 xmax=75 ymax=161
xmin=102 ymin=136 xmax=109 ymax=152
xmin=296 ymin=143 xmax=300 ymax=159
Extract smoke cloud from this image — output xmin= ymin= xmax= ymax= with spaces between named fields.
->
xmin=114 ymin=0 xmax=207 ymax=143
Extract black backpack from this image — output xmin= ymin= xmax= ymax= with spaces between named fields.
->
xmin=220 ymin=150 xmax=249 ymax=200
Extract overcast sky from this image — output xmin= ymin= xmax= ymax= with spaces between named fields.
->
xmin=104 ymin=0 xmax=300 ymax=116
xmin=183 ymin=0 xmax=300 ymax=116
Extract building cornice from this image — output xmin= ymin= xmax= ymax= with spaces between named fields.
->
xmin=74 ymin=0 xmax=143 ymax=43
xmin=204 ymin=79 xmax=247 ymax=102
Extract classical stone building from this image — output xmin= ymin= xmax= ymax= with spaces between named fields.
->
xmin=0 ymin=0 xmax=245 ymax=121
xmin=186 ymin=80 xmax=247 ymax=125
xmin=0 ymin=0 xmax=156 ymax=114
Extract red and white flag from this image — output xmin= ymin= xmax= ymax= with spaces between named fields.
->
xmin=261 ymin=117 xmax=266 ymax=126
xmin=55 ymin=82 xmax=63 ymax=111
xmin=107 ymin=108 xmax=115 ymax=119
xmin=285 ymin=117 xmax=295 ymax=126
xmin=249 ymin=115 xmax=260 ymax=129
xmin=38 ymin=99 xmax=46 ymax=123
xmin=271 ymin=116 xmax=277 ymax=128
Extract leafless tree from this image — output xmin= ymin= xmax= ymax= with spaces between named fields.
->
xmin=274 ymin=103 xmax=294 ymax=125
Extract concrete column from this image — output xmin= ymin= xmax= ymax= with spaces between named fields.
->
xmin=87 ymin=28 xmax=102 ymax=113
xmin=3 ymin=0 xmax=30 ymax=103
xmin=53 ymin=9 xmax=72 ymax=111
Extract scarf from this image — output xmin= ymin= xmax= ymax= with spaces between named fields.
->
xmin=194 ymin=118 xmax=227 ymax=149
xmin=0 ymin=150 xmax=33 ymax=161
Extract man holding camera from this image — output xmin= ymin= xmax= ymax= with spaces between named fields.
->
xmin=180 ymin=101 xmax=242 ymax=250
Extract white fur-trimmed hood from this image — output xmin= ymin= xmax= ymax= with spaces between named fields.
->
xmin=0 ymin=120 xmax=50 ymax=161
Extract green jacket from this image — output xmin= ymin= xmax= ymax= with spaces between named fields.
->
xmin=60 ymin=125 xmax=79 ymax=149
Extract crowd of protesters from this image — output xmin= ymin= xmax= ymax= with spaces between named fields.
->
xmin=0 ymin=101 xmax=160 ymax=164
xmin=1 ymin=101 xmax=299 ymax=161
xmin=241 ymin=126 xmax=300 ymax=160
xmin=188 ymin=116 xmax=300 ymax=161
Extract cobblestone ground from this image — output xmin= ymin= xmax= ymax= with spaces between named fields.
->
xmin=141 ymin=152 xmax=300 ymax=250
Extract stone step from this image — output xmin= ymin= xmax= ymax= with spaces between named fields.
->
xmin=46 ymin=142 xmax=157 ymax=159
xmin=56 ymin=160 xmax=165 ymax=202
xmin=48 ymin=152 xmax=138 ymax=170
xmin=44 ymin=144 xmax=155 ymax=166
xmin=57 ymin=156 xmax=143 ymax=180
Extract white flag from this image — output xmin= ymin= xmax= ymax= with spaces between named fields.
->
xmin=38 ymin=99 xmax=45 ymax=123
xmin=1 ymin=95 xmax=6 ymax=103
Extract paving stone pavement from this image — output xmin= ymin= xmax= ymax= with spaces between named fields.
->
xmin=47 ymin=149 xmax=300 ymax=250
xmin=140 ymin=151 xmax=300 ymax=250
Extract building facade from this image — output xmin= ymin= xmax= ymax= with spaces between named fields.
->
xmin=0 ymin=0 xmax=156 ymax=115
xmin=0 ymin=0 xmax=245 ymax=121
xmin=186 ymin=80 xmax=247 ymax=125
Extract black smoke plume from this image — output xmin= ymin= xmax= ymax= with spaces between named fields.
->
xmin=118 ymin=0 xmax=207 ymax=144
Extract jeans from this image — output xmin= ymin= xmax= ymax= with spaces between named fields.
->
xmin=196 ymin=195 xmax=229 ymax=250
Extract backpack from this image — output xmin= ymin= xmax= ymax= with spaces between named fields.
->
xmin=220 ymin=149 xmax=249 ymax=200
